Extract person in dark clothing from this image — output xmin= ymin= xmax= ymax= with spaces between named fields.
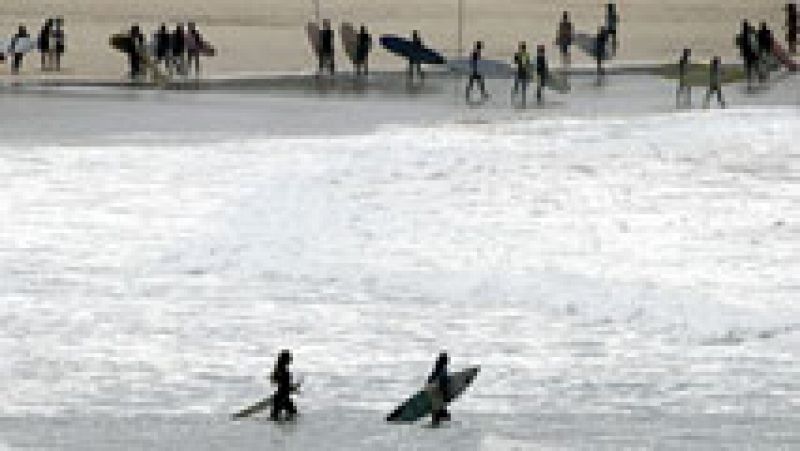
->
xmin=186 ymin=22 xmax=203 ymax=77
xmin=427 ymin=352 xmax=450 ymax=427
xmin=786 ymin=3 xmax=798 ymax=54
xmin=355 ymin=24 xmax=370 ymax=77
xmin=676 ymin=48 xmax=692 ymax=108
xmin=595 ymin=26 xmax=608 ymax=85
xmin=465 ymin=41 xmax=489 ymax=103
xmin=270 ymin=349 xmax=300 ymax=421
xmin=37 ymin=19 xmax=53 ymax=71
xmin=318 ymin=19 xmax=335 ymax=76
xmin=155 ymin=24 xmax=170 ymax=68
xmin=512 ymin=41 xmax=531 ymax=107
xmin=535 ymin=45 xmax=549 ymax=104
xmin=52 ymin=17 xmax=65 ymax=72
xmin=757 ymin=21 xmax=774 ymax=81
xmin=172 ymin=24 xmax=186 ymax=76
xmin=129 ymin=24 xmax=144 ymax=79
xmin=10 ymin=25 xmax=30 ymax=75
xmin=556 ymin=11 xmax=573 ymax=68
xmin=408 ymin=30 xmax=425 ymax=85
xmin=703 ymin=56 xmax=726 ymax=109
xmin=736 ymin=20 xmax=757 ymax=89
xmin=605 ymin=3 xmax=619 ymax=56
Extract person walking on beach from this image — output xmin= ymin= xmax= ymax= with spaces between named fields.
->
xmin=171 ymin=24 xmax=186 ymax=76
xmin=465 ymin=41 xmax=489 ymax=103
xmin=605 ymin=3 xmax=619 ymax=56
xmin=270 ymin=349 xmax=300 ymax=421
xmin=129 ymin=24 xmax=145 ymax=79
xmin=512 ymin=41 xmax=531 ymax=107
xmin=786 ymin=3 xmax=798 ymax=54
xmin=10 ymin=25 xmax=30 ymax=75
xmin=736 ymin=20 xmax=758 ymax=89
xmin=37 ymin=19 xmax=53 ymax=71
xmin=318 ymin=19 xmax=335 ymax=76
xmin=556 ymin=11 xmax=573 ymax=69
xmin=186 ymin=22 xmax=203 ymax=77
xmin=676 ymin=48 xmax=692 ymax=108
xmin=155 ymin=24 xmax=170 ymax=70
xmin=534 ymin=45 xmax=549 ymax=105
xmin=52 ymin=17 xmax=65 ymax=72
xmin=408 ymin=30 xmax=425 ymax=85
xmin=594 ymin=26 xmax=609 ymax=85
xmin=703 ymin=56 xmax=726 ymax=109
xmin=427 ymin=352 xmax=451 ymax=427
xmin=757 ymin=21 xmax=775 ymax=81
xmin=355 ymin=24 xmax=370 ymax=77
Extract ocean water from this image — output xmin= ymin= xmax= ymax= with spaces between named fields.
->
xmin=0 ymin=89 xmax=799 ymax=448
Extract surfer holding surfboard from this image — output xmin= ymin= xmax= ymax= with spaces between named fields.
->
xmin=269 ymin=349 xmax=301 ymax=421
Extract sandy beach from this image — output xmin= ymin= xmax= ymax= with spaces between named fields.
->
xmin=0 ymin=0 xmax=788 ymax=79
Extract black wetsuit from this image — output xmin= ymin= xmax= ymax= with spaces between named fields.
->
xmin=676 ymin=53 xmax=691 ymax=107
xmin=155 ymin=27 xmax=169 ymax=62
xmin=319 ymin=28 xmax=334 ymax=74
xmin=356 ymin=30 xmax=369 ymax=75
xmin=535 ymin=53 xmax=548 ymax=103
xmin=270 ymin=364 xmax=297 ymax=420
xmin=704 ymin=61 xmax=726 ymax=108
xmin=595 ymin=30 xmax=608 ymax=82
xmin=465 ymin=48 xmax=488 ymax=101
xmin=427 ymin=360 xmax=450 ymax=423
xmin=737 ymin=26 xmax=757 ymax=85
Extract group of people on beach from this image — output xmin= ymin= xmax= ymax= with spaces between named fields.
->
xmin=260 ymin=350 xmax=455 ymax=427
xmin=2 ymin=19 xmax=66 ymax=75
xmin=124 ymin=22 xmax=209 ymax=80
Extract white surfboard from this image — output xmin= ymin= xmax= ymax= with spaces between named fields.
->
xmin=7 ymin=36 xmax=33 ymax=54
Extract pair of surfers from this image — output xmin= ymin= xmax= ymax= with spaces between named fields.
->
xmin=315 ymin=19 xmax=372 ymax=78
xmin=267 ymin=349 xmax=452 ymax=427
xmin=464 ymin=40 xmax=550 ymax=107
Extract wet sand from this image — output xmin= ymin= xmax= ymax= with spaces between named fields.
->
xmin=0 ymin=0 xmax=788 ymax=80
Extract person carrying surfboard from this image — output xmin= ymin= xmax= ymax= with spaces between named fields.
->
xmin=676 ymin=48 xmax=692 ymax=108
xmin=408 ymin=30 xmax=425 ymax=85
xmin=703 ymin=56 xmax=726 ymax=109
xmin=556 ymin=12 xmax=573 ymax=68
xmin=270 ymin=349 xmax=300 ymax=421
xmin=318 ymin=19 xmax=335 ymax=76
xmin=512 ymin=41 xmax=531 ymax=107
xmin=427 ymin=352 xmax=451 ymax=427
xmin=736 ymin=20 xmax=758 ymax=89
xmin=605 ymin=3 xmax=619 ymax=57
xmin=594 ymin=26 xmax=609 ymax=85
xmin=9 ymin=25 xmax=30 ymax=75
xmin=465 ymin=41 xmax=489 ymax=103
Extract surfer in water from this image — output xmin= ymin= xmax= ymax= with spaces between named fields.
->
xmin=355 ymin=24 xmax=370 ymax=77
xmin=427 ymin=352 xmax=450 ymax=427
xmin=556 ymin=11 xmax=573 ymax=69
xmin=408 ymin=30 xmax=425 ymax=85
xmin=703 ymin=56 xmax=726 ymax=109
xmin=319 ymin=19 xmax=335 ymax=76
xmin=676 ymin=48 xmax=692 ymax=108
xmin=512 ymin=41 xmax=531 ymax=107
xmin=270 ymin=349 xmax=300 ymax=421
xmin=465 ymin=41 xmax=489 ymax=103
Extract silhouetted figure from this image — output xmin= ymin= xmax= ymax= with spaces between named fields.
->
xmin=757 ymin=21 xmax=774 ymax=81
xmin=676 ymin=48 xmax=692 ymax=108
xmin=171 ymin=24 xmax=186 ymax=76
xmin=155 ymin=24 xmax=170 ymax=68
xmin=129 ymin=24 xmax=144 ymax=79
xmin=512 ymin=41 xmax=531 ymax=107
xmin=427 ymin=352 xmax=450 ymax=427
xmin=355 ymin=24 xmax=370 ymax=77
xmin=557 ymin=11 xmax=573 ymax=68
xmin=37 ymin=19 xmax=53 ymax=71
xmin=318 ymin=19 xmax=335 ymax=76
xmin=10 ymin=25 xmax=29 ymax=74
xmin=52 ymin=17 xmax=65 ymax=71
xmin=605 ymin=3 xmax=619 ymax=56
xmin=465 ymin=41 xmax=489 ymax=103
xmin=186 ymin=22 xmax=203 ymax=77
xmin=408 ymin=30 xmax=425 ymax=85
xmin=595 ymin=26 xmax=609 ymax=84
xmin=703 ymin=56 xmax=726 ymax=108
xmin=270 ymin=350 xmax=300 ymax=421
xmin=736 ymin=20 xmax=757 ymax=89
xmin=535 ymin=44 xmax=548 ymax=104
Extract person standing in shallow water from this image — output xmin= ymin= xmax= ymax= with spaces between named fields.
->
xmin=556 ymin=11 xmax=573 ymax=69
xmin=427 ymin=352 xmax=450 ymax=427
xmin=512 ymin=41 xmax=531 ymax=107
xmin=676 ymin=48 xmax=692 ymax=108
xmin=465 ymin=41 xmax=489 ymax=103
xmin=535 ymin=45 xmax=549 ymax=105
xmin=703 ymin=56 xmax=726 ymax=109
xmin=270 ymin=350 xmax=300 ymax=421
